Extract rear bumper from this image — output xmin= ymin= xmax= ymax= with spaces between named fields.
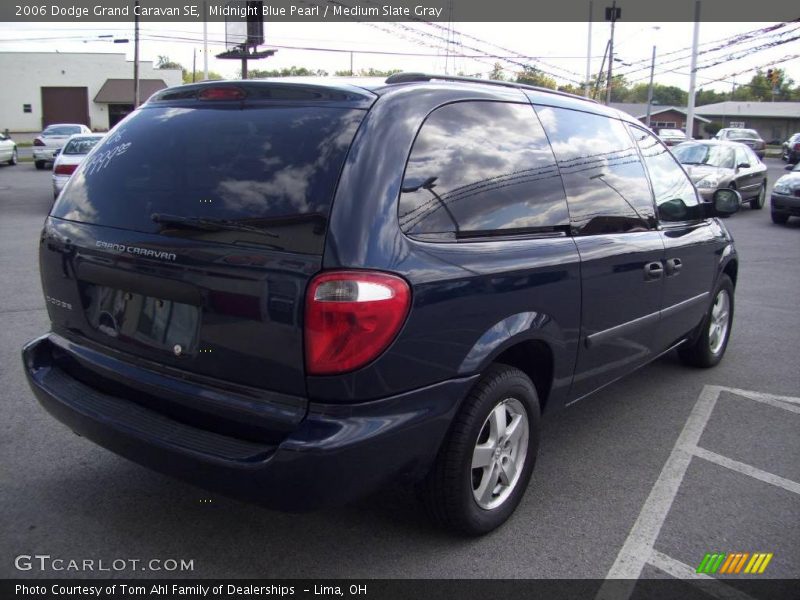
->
xmin=771 ymin=193 xmax=800 ymax=216
xmin=23 ymin=333 xmax=475 ymax=510
xmin=33 ymin=148 xmax=57 ymax=161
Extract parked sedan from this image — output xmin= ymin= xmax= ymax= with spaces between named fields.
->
xmin=0 ymin=132 xmax=17 ymax=166
xmin=658 ymin=128 xmax=687 ymax=146
xmin=33 ymin=123 xmax=92 ymax=170
xmin=52 ymin=134 xmax=104 ymax=199
xmin=714 ymin=128 xmax=766 ymax=159
xmin=672 ymin=140 xmax=768 ymax=209
xmin=770 ymin=162 xmax=800 ymax=224
xmin=782 ymin=132 xmax=800 ymax=164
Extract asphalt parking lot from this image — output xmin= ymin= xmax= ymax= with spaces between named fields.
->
xmin=0 ymin=159 xmax=798 ymax=586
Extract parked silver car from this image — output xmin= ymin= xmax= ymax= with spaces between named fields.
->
xmin=714 ymin=128 xmax=766 ymax=159
xmin=658 ymin=128 xmax=687 ymax=146
xmin=52 ymin=134 xmax=105 ymax=199
xmin=33 ymin=124 xmax=92 ymax=170
xmin=0 ymin=132 xmax=18 ymax=166
xmin=672 ymin=140 xmax=768 ymax=209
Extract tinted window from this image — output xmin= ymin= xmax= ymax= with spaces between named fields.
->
xmin=628 ymin=125 xmax=703 ymax=223
xmin=63 ymin=137 xmax=102 ymax=155
xmin=535 ymin=107 xmax=655 ymax=235
xmin=52 ymin=105 xmax=365 ymax=254
xmin=399 ymin=101 xmax=568 ymax=239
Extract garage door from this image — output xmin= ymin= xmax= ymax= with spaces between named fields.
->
xmin=41 ymin=87 xmax=90 ymax=128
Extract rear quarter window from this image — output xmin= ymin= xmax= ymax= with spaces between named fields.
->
xmin=398 ymin=101 xmax=569 ymax=240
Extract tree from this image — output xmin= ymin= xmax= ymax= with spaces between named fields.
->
xmin=704 ymin=121 xmax=723 ymax=137
xmin=333 ymin=67 xmax=402 ymax=77
xmin=488 ymin=62 xmax=506 ymax=81
xmin=156 ymin=55 xmax=183 ymax=71
xmin=182 ymin=70 xmax=224 ymax=84
xmin=516 ymin=66 xmax=556 ymax=90
xmin=246 ymin=66 xmax=329 ymax=78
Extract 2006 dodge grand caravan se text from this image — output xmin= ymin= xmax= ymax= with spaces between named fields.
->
xmin=23 ymin=74 xmax=742 ymax=535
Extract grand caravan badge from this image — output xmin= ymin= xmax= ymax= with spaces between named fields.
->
xmin=95 ymin=241 xmax=177 ymax=262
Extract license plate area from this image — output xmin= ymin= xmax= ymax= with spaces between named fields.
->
xmin=82 ymin=284 xmax=200 ymax=354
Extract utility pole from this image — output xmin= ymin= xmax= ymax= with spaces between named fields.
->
xmin=604 ymin=1 xmax=620 ymax=105
xmin=133 ymin=0 xmax=140 ymax=108
xmin=584 ymin=1 xmax=593 ymax=97
xmin=645 ymin=44 xmax=656 ymax=128
xmin=202 ymin=0 xmax=209 ymax=80
xmin=192 ymin=48 xmax=197 ymax=83
xmin=685 ymin=0 xmax=701 ymax=139
xmin=350 ymin=51 xmax=354 ymax=76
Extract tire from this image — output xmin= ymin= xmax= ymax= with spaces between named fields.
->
xmin=678 ymin=275 xmax=734 ymax=368
xmin=771 ymin=211 xmax=789 ymax=225
xmin=8 ymin=148 xmax=17 ymax=166
xmin=420 ymin=364 xmax=540 ymax=535
xmin=749 ymin=182 xmax=766 ymax=210
xmin=35 ymin=160 xmax=45 ymax=170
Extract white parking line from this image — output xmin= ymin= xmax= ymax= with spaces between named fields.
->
xmin=693 ymin=447 xmax=800 ymax=495
xmin=596 ymin=385 xmax=800 ymax=600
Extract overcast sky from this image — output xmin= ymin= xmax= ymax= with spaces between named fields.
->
xmin=0 ymin=20 xmax=797 ymax=93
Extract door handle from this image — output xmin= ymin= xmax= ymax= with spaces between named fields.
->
xmin=666 ymin=258 xmax=683 ymax=276
xmin=644 ymin=261 xmax=664 ymax=280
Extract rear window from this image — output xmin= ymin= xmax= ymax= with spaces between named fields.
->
xmin=44 ymin=125 xmax=82 ymax=136
xmin=63 ymin=137 xmax=102 ymax=155
xmin=728 ymin=129 xmax=759 ymax=140
xmin=52 ymin=105 xmax=365 ymax=254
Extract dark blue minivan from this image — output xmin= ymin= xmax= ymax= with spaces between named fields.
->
xmin=23 ymin=74 xmax=741 ymax=534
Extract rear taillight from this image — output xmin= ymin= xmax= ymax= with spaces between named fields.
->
xmin=305 ymin=271 xmax=411 ymax=375
xmin=794 ymin=143 xmax=800 ymax=151
xmin=54 ymin=164 xmax=77 ymax=176
xmin=33 ymin=138 xmax=45 ymax=147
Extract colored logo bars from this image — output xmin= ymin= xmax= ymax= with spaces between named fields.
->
xmin=696 ymin=552 xmax=774 ymax=575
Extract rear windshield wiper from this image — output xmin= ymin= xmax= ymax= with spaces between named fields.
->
xmin=151 ymin=213 xmax=278 ymax=238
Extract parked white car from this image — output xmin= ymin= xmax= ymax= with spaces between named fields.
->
xmin=52 ymin=134 xmax=104 ymax=199
xmin=33 ymin=124 xmax=92 ymax=170
xmin=0 ymin=132 xmax=17 ymax=166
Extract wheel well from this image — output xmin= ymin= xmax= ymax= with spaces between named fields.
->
xmin=493 ymin=340 xmax=554 ymax=412
xmin=723 ymin=259 xmax=738 ymax=288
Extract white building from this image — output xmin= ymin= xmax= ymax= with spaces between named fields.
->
xmin=0 ymin=52 xmax=183 ymax=133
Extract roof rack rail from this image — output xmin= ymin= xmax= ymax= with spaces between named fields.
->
xmin=384 ymin=72 xmax=598 ymax=104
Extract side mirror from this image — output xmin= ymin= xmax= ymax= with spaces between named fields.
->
xmin=53 ymin=148 xmax=61 ymax=156
xmin=786 ymin=164 xmax=795 ymax=171
xmin=736 ymin=162 xmax=750 ymax=170
xmin=711 ymin=188 xmax=741 ymax=216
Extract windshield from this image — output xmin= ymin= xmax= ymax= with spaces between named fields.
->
xmin=52 ymin=104 xmax=365 ymax=255
xmin=672 ymin=144 xmax=736 ymax=169
xmin=44 ymin=125 xmax=82 ymax=136
xmin=727 ymin=129 xmax=759 ymax=140
xmin=63 ymin=137 xmax=102 ymax=155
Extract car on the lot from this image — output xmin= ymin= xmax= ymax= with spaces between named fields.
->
xmin=22 ymin=74 xmax=741 ymax=535
xmin=52 ymin=134 xmax=104 ymax=199
xmin=770 ymin=162 xmax=800 ymax=225
xmin=672 ymin=140 xmax=768 ymax=209
xmin=658 ymin=128 xmax=687 ymax=146
xmin=714 ymin=128 xmax=766 ymax=159
xmin=0 ymin=131 xmax=18 ymax=165
xmin=33 ymin=123 xmax=92 ymax=170
xmin=782 ymin=132 xmax=800 ymax=164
